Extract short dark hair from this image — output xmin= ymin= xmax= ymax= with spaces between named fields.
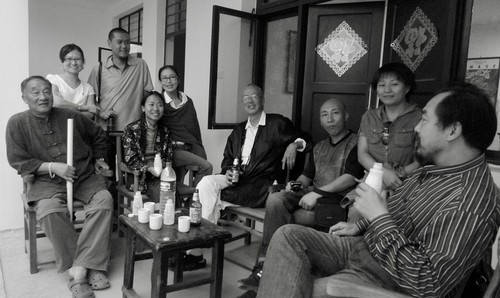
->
xmin=158 ymin=65 xmax=180 ymax=82
xmin=21 ymin=76 xmax=52 ymax=93
xmin=371 ymin=62 xmax=416 ymax=99
xmin=435 ymin=82 xmax=497 ymax=152
xmin=59 ymin=44 xmax=85 ymax=63
xmin=108 ymin=27 xmax=129 ymax=41
xmin=141 ymin=90 xmax=165 ymax=107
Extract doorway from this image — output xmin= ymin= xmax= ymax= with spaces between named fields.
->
xmin=301 ymin=2 xmax=385 ymax=143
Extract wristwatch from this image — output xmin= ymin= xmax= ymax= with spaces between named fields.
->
xmin=96 ymin=158 xmax=105 ymax=162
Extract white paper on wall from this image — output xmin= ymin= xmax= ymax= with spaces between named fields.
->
xmin=390 ymin=7 xmax=438 ymax=72
xmin=316 ymin=21 xmax=368 ymax=77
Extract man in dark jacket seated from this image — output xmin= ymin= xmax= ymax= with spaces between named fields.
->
xmin=197 ymin=84 xmax=311 ymax=224
xmin=182 ymin=84 xmax=310 ymax=268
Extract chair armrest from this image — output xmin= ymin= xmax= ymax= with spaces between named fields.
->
xmin=23 ymin=174 xmax=35 ymax=184
xmin=22 ymin=174 xmax=35 ymax=193
xmin=119 ymin=162 xmax=141 ymax=176
xmin=119 ymin=162 xmax=141 ymax=193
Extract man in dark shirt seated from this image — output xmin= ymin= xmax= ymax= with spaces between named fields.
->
xmin=6 ymin=76 xmax=113 ymax=297
xmin=255 ymin=83 xmax=500 ymax=298
xmin=237 ymin=98 xmax=364 ymax=297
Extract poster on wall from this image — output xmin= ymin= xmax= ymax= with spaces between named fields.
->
xmin=465 ymin=57 xmax=500 ymax=106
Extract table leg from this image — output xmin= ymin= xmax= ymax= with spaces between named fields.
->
xmin=210 ymin=239 xmax=225 ymax=298
xmin=173 ymin=251 xmax=183 ymax=283
xmin=123 ymin=227 xmax=136 ymax=297
xmin=151 ymin=249 xmax=169 ymax=298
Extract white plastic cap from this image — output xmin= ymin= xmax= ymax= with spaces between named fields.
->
xmin=166 ymin=199 xmax=173 ymax=204
xmin=373 ymin=163 xmax=383 ymax=170
xmin=135 ymin=191 xmax=141 ymax=196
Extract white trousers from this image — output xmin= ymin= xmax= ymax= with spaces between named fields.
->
xmin=196 ymin=174 xmax=237 ymax=224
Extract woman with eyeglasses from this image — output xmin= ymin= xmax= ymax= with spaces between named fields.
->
xmin=158 ymin=65 xmax=213 ymax=188
xmin=358 ymin=62 xmax=421 ymax=191
xmin=157 ymin=65 xmax=212 ymax=271
xmin=46 ymin=44 xmax=98 ymax=119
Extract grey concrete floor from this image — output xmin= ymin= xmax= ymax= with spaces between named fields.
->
xmin=0 ymin=227 xmax=259 ymax=298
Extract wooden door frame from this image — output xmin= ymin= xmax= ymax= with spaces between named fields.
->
xmin=255 ymin=0 xmax=474 ymax=125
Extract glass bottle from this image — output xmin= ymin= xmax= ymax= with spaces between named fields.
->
xmin=189 ymin=189 xmax=202 ymax=226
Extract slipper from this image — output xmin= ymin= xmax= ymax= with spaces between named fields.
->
xmin=87 ymin=269 xmax=110 ymax=290
xmin=68 ymin=278 xmax=95 ymax=298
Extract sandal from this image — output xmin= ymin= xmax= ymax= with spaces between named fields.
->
xmin=87 ymin=269 xmax=110 ymax=290
xmin=68 ymin=278 xmax=95 ymax=298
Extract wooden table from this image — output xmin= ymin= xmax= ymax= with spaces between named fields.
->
xmin=120 ymin=215 xmax=231 ymax=298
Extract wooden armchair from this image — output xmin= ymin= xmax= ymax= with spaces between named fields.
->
xmin=22 ymin=174 xmax=85 ymax=274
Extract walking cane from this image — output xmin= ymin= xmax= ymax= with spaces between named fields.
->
xmin=67 ymin=119 xmax=74 ymax=221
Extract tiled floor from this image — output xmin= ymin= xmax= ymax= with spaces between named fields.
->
xmin=0 ymin=227 xmax=259 ymax=298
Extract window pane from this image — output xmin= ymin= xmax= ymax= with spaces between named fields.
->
xmin=215 ymin=14 xmax=255 ymax=124
xmin=263 ymin=16 xmax=298 ymax=119
xmin=119 ymin=9 xmax=143 ymax=44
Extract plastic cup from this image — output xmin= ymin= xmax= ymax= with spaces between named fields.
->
xmin=149 ymin=214 xmax=163 ymax=230
xmin=178 ymin=216 xmax=191 ymax=233
xmin=138 ymin=208 xmax=149 ymax=223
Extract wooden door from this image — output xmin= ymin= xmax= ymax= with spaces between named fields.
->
xmin=383 ymin=0 xmax=465 ymax=108
xmin=301 ymin=3 xmax=384 ymax=143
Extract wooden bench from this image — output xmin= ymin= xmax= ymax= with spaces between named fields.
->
xmin=219 ymin=202 xmax=316 ymax=245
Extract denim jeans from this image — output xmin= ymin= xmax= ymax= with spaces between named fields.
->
xmin=257 ymin=224 xmax=402 ymax=298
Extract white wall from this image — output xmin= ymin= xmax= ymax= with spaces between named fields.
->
xmin=0 ymin=0 xmax=29 ymax=230
xmin=28 ymin=0 xmax=111 ymax=82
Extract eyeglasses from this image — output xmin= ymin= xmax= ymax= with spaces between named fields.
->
xmin=64 ymin=58 xmax=83 ymax=63
xmin=160 ymin=76 xmax=178 ymax=82
xmin=242 ymin=94 xmax=261 ymax=101
xmin=381 ymin=121 xmax=392 ymax=146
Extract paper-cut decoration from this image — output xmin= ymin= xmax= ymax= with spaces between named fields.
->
xmin=390 ymin=7 xmax=438 ymax=72
xmin=316 ymin=21 xmax=368 ymax=77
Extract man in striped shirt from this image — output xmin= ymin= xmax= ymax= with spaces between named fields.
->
xmin=255 ymin=83 xmax=500 ymax=298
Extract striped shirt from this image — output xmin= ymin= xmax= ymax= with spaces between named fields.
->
xmin=359 ymin=154 xmax=500 ymax=297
